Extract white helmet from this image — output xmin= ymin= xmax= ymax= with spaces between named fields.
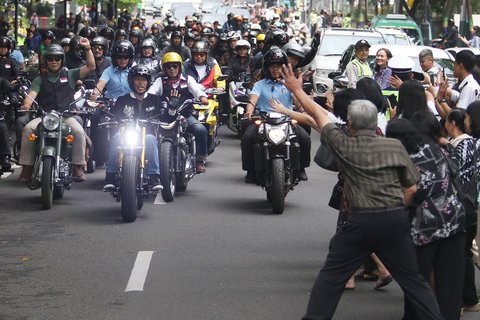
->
xmin=235 ymin=39 xmax=251 ymax=55
xmin=250 ymin=23 xmax=262 ymax=31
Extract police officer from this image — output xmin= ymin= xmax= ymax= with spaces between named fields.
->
xmin=345 ymin=39 xmax=373 ymax=88
xmin=18 ymin=39 xmax=95 ymax=182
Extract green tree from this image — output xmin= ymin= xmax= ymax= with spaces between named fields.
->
xmin=75 ymin=0 xmax=140 ymax=12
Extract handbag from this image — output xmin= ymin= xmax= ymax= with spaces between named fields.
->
xmin=314 ymin=143 xmax=339 ymax=172
xmin=328 ymin=179 xmax=344 ymax=210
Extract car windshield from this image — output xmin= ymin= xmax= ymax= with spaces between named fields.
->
xmin=403 ymin=29 xmax=421 ymax=45
xmin=319 ymin=35 xmax=386 ymax=55
xmin=383 ymin=34 xmax=410 ymax=45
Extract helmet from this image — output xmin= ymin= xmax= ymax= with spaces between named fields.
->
xmin=60 ymin=37 xmax=71 ymax=47
xmin=170 ymin=30 xmax=183 ymax=42
xmin=92 ymin=36 xmax=108 ymax=53
xmin=234 ymin=15 xmax=243 ymax=22
xmin=184 ymin=31 xmax=198 ymax=41
xmin=282 ymin=41 xmax=305 ymax=60
xmin=140 ymin=37 xmax=157 ymax=51
xmin=129 ymin=29 xmax=143 ymax=40
xmin=111 ymin=40 xmax=135 ymax=67
xmin=262 ymin=47 xmax=288 ymax=79
xmin=201 ymin=27 xmax=214 ymax=37
xmin=69 ymin=36 xmax=85 ymax=60
xmin=115 ymin=29 xmax=128 ymax=40
xmin=227 ymin=31 xmax=241 ymax=41
xmin=162 ymin=51 xmax=183 ymax=66
xmin=0 ymin=36 xmax=12 ymax=49
xmin=227 ymin=12 xmax=235 ymax=21
xmin=191 ymin=39 xmax=210 ymax=57
xmin=45 ymin=44 xmax=65 ymax=67
xmin=79 ymin=26 xmax=96 ymax=39
xmin=99 ymin=27 xmax=115 ymax=40
xmin=128 ymin=64 xmax=152 ymax=91
xmin=256 ymin=33 xmax=266 ymax=42
xmin=250 ymin=23 xmax=262 ymax=31
xmin=235 ymin=39 xmax=251 ymax=55
xmin=42 ymin=30 xmax=55 ymax=41
xmin=265 ymin=29 xmax=289 ymax=49
xmin=219 ymin=33 xmax=228 ymax=41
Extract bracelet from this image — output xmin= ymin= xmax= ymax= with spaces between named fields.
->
xmin=437 ymin=98 xmax=447 ymax=103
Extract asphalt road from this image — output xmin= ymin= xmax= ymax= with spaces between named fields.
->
xmin=0 ymin=127 xmax=479 ymax=320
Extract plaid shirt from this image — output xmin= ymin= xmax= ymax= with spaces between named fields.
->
xmin=322 ymin=123 xmax=419 ymax=208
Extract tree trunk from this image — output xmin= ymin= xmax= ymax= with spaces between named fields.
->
xmin=443 ymin=0 xmax=454 ymax=28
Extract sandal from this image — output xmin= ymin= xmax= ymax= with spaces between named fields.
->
xmin=374 ymin=275 xmax=393 ymax=290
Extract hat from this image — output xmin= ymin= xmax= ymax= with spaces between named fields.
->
xmin=355 ymin=39 xmax=370 ymax=49
xmin=388 ymin=56 xmax=415 ymax=74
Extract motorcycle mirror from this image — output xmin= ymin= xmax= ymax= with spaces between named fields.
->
xmin=83 ymin=79 xmax=96 ymax=90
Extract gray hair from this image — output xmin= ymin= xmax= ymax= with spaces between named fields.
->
xmin=347 ymin=100 xmax=378 ymax=130
xmin=418 ymin=48 xmax=434 ymax=60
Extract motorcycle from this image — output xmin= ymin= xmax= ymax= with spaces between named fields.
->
xmin=100 ymin=109 xmax=163 ymax=223
xmin=226 ymin=71 xmax=251 ymax=136
xmin=0 ymin=75 xmax=31 ymax=132
xmin=192 ymin=87 xmax=225 ymax=155
xmin=156 ymin=99 xmax=197 ymax=202
xmin=251 ymin=112 xmax=302 ymax=214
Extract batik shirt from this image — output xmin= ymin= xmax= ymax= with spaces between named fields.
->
xmin=410 ymin=143 xmax=466 ymax=246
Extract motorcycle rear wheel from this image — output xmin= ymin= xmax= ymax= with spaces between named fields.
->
xmin=121 ymin=154 xmax=138 ymax=223
xmin=270 ymin=158 xmax=285 ymax=214
xmin=41 ymin=157 xmax=54 ymax=210
xmin=160 ymin=141 xmax=176 ymax=202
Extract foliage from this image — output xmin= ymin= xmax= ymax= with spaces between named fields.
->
xmin=75 ymin=0 xmax=141 ymax=12
xmin=33 ymin=1 xmax=53 ymax=17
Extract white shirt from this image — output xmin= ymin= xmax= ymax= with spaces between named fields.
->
xmin=450 ymin=74 xmax=480 ymax=109
xmin=148 ymin=74 xmax=207 ymax=99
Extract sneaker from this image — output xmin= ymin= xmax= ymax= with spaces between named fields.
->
xmin=149 ymin=174 xmax=163 ymax=191
xmin=463 ymin=303 xmax=480 ymax=312
xmin=196 ymin=161 xmax=206 ymax=173
xmin=105 ymin=172 xmax=116 ymax=185
xmin=298 ymin=168 xmax=308 ymax=181
xmin=244 ymin=170 xmax=256 ymax=184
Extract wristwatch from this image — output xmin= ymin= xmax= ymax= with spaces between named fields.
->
xmin=437 ymin=98 xmax=447 ymax=103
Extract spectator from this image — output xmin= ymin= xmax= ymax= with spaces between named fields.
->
xmin=373 ymin=48 xmax=392 ymax=89
xmin=342 ymin=13 xmax=352 ymax=28
xmin=331 ymin=12 xmax=343 ymax=27
xmin=396 ymin=80 xmax=433 ymax=119
xmin=29 ymin=12 xmax=39 ymax=28
xmin=345 ymin=39 xmax=373 ymax=88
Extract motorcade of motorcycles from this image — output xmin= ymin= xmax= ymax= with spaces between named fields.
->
xmin=156 ymin=98 xmax=197 ymax=203
xmin=24 ymin=92 xmax=91 ymax=210
xmin=192 ymin=87 xmax=225 ymax=155
xmin=225 ymin=70 xmax=252 ymax=136
xmin=250 ymin=111 xmax=303 ymax=214
xmin=100 ymin=108 xmax=163 ymax=223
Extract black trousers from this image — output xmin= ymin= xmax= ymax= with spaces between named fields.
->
xmin=463 ymin=224 xmax=479 ymax=306
xmin=0 ymin=120 xmax=10 ymax=156
xmin=302 ymin=207 xmax=444 ymax=320
xmin=241 ymin=123 xmax=311 ymax=171
xmin=404 ymin=232 xmax=465 ymax=320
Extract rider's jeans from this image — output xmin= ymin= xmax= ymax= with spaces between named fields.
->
xmin=106 ymin=132 xmax=160 ymax=175
xmin=19 ymin=117 xmax=86 ymax=166
xmin=186 ymin=115 xmax=208 ymax=162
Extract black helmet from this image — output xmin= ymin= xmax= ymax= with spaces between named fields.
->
xmin=69 ymin=36 xmax=85 ymax=60
xmin=191 ymin=39 xmax=210 ymax=61
xmin=115 ymin=29 xmax=128 ymax=40
xmin=151 ymin=23 xmax=159 ymax=31
xmin=99 ymin=27 xmax=115 ymax=40
xmin=201 ymin=27 xmax=214 ymax=37
xmin=282 ymin=41 xmax=305 ymax=60
xmin=0 ymin=36 xmax=12 ymax=49
xmin=127 ymin=64 xmax=152 ymax=91
xmin=111 ymin=40 xmax=135 ymax=68
xmin=219 ymin=33 xmax=228 ymax=41
xmin=42 ymin=30 xmax=56 ymax=41
xmin=265 ymin=29 xmax=289 ymax=50
xmin=184 ymin=31 xmax=198 ymax=41
xmin=140 ymin=37 xmax=157 ymax=51
xmin=7 ymin=36 xmax=15 ymax=49
xmin=227 ymin=12 xmax=235 ymax=21
xmin=170 ymin=30 xmax=183 ymax=42
xmin=92 ymin=36 xmax=108 ymax=54
xmin=45 ymin=44 xmax=65 ymax=67
xmin=79 ymin=26 xmax=96 ymax=39
xmin=262 ymin=47 xmax=288 ymax=79
xmin=129 ymin=28 xmax=144 ymax=40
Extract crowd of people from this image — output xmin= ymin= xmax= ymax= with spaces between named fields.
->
xmin=0 ymin=5 xmax=479 ymax=320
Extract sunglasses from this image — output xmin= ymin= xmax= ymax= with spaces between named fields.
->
xmin=193 ymin=53 xmax=206 ymax=57
xmin=116 ymin=56 xmax=129 ymax=60
xmin=164 ymin=64 xmax=179 ymax=70
xmin=47 ymin=57 xmax=61 ymax=62
xmin=93 ymin=45 xmax=104 ymax=51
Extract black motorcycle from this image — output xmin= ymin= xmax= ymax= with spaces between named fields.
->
xmin=251 ymin=112 xmax=302 ymax=214
xmin=156 ymin=99 xmax=197 ymax=202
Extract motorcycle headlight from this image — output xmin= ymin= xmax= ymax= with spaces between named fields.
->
xmin=266 ymin=123 xmax=288 ymax=145
xmin=42 ymin=113 xmax=60 ymax=131
xmin=123 ymin=129 xmax=139 ymax=146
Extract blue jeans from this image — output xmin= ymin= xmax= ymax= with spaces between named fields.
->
xmin=106 ymin=132 xmax=160 ymax=175
xmin=186 ymin=115 xmax=208 ymax=162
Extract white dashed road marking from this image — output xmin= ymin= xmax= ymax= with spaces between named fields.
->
xmin=125 ymin=251 xmax=155 ymax=292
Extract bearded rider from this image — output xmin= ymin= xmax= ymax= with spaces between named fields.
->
xmin=18 ymin=38 xmax=95 ymax=182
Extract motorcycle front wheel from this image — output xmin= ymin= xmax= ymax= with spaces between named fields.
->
xmin=41 ymin=157 xmax=54 ymax=210
xmin=270 ymin=158 xmax=285 ymax=214
xmin=160 ymin=141 xmax=176 ymax=202
xmin=121 ymin=154 xmax=138 ymax=223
